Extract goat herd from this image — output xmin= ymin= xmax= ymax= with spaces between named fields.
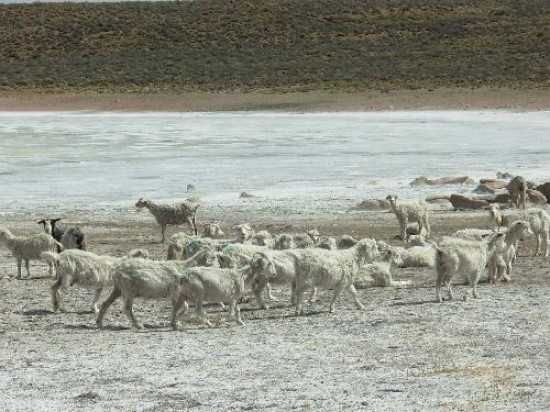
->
xmin=0 ymin=181 xmax=548 ymax=331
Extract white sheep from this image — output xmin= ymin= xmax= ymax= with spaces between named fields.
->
xmin=178 ymin=265 xmax=254 ymax=326
xmin=386 ymin=194 xmax=430 ymax=240
xmin=292 ymin=239 xmax=381 ymax=315
xmin=135 ymin=197 xmax=200 ymax=242
xmin=0 ymin=229 xmax=62 ymax=278
xmin=96 ymin=249 xmax=212 ymax=330
xmin=488 ymin=221 xmax=532 ymax=282
xmin=489 ymin=204 xmax=550 ymax=256
xmin=435 ymin=237 xmax=498 ymax=303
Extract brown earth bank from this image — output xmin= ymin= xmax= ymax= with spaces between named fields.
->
xmin=0 ymin=88 xmax=549 ymax=112
xmin=0 ymin=206 xmax=549 ymax=411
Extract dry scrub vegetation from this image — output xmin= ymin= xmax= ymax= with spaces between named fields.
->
xmin=0 ymin=0 xmax=548 ymax=92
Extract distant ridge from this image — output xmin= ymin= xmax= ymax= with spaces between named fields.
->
xmin=0 ymin=0 xmax=548 ymax=92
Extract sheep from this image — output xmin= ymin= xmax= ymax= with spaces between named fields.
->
xmin=37 ymin=218 xmax=87 ymax=251
xmin=507 ymin=176 xmax=528 ymax=210
xmin=96 ymin=248 xmax=212 ymax=330
xmin=435 ymin=237 xmax=498 ymax=303
xmin=201 ymin=222 xmax=225 ymax=238
xmin=489 ymin=205 xmax=550 ymax=256
xmin=135 ymin=197 xmax=199 ymax=242
xmin=178 ymin=265 xmax=254 ymax=326
xmin=488 ymin=221 xmax=532 ymax=283
xmin=291 ymin=239 xmax=381 ymax=315
xmin=0 ymin=229 xmax=62 ymax=278
xmin=386 ymin=194 xmax=430 ymax=241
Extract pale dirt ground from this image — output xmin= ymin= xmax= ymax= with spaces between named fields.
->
xmin=0 ymin=205 xmax=549 ymax=412
xmin=0 ymin=88 xmax=549 ymax=112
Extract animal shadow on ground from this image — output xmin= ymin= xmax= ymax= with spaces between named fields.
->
xmin=22 ymin=309 xmax=55 ymax=316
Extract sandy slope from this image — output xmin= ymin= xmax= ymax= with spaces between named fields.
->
xmin=0 ymin=88 xmax=549 ymax=112
xmin=0 ymin=206 xmax=549 ymax=411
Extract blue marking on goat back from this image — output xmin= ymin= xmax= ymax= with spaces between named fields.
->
xmin=224 ymin=244 xmax=237 ymax=254
xmin=188 ymin=240 xmax=201 ymax=254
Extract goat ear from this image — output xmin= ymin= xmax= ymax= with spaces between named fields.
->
xmin=37 ymin=220 xmax=45 ymax=224
xmin=52 ymin=218 xmax=61 ymax=223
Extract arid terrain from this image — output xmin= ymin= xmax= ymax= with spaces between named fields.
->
xmin=0 ymin=205 xmax=548 ymax=411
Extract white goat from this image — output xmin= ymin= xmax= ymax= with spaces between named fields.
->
xmin=43 ymin=249 xmax=154 ymax=315
xmin=354 ymin=262 xmax=411 ymax=289
xmin=0 ymin=229 xmax=62 ymax=278
xmin=250 ymin=230 xmax=274 ymax=248
xmin=96 ymin=249 xmax=211 ymax=330
xmin=273 ymin=233 xmax=296 ymax=250
xmin=166 ymin=232 xmax=192 ymax=260
xmin=178 ymin=265 xmax=254 ymax=326
xmin=201 ymin=222 xmax=225 ymax=238
xmin=273 ymin=229 xmax=320 ymax=250
xmin=234 ymin=223 xmax=255 ymax=243
xmin=292 ymin=239 xmax=381 ymax=315
xmin=453 ymin=228 xmax=497 ymax=241
xmin=490 ymin=205 xmax=550 ymax=256
xmin=386 ymin=194 xmax=430 ymax=240
xmin=378 ymin=240 xmax=436 ymax=268
xmin=338 ymin=235 xmax=359 ymax=249
xmin=135 ymin=197 xmax=199 ymax=242
xmin=316 ymin=236 xmax=337 ymax=251
xmin=43 ymin=250 xmax=119 ymax=315
xmin=435 ymin=237 xmax=498 ymax=303
xmin=488 ymin=221 xmax=532 ymax=282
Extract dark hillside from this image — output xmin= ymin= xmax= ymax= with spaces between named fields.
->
xmin=0 ymin=0 xmax=548 ymax=92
